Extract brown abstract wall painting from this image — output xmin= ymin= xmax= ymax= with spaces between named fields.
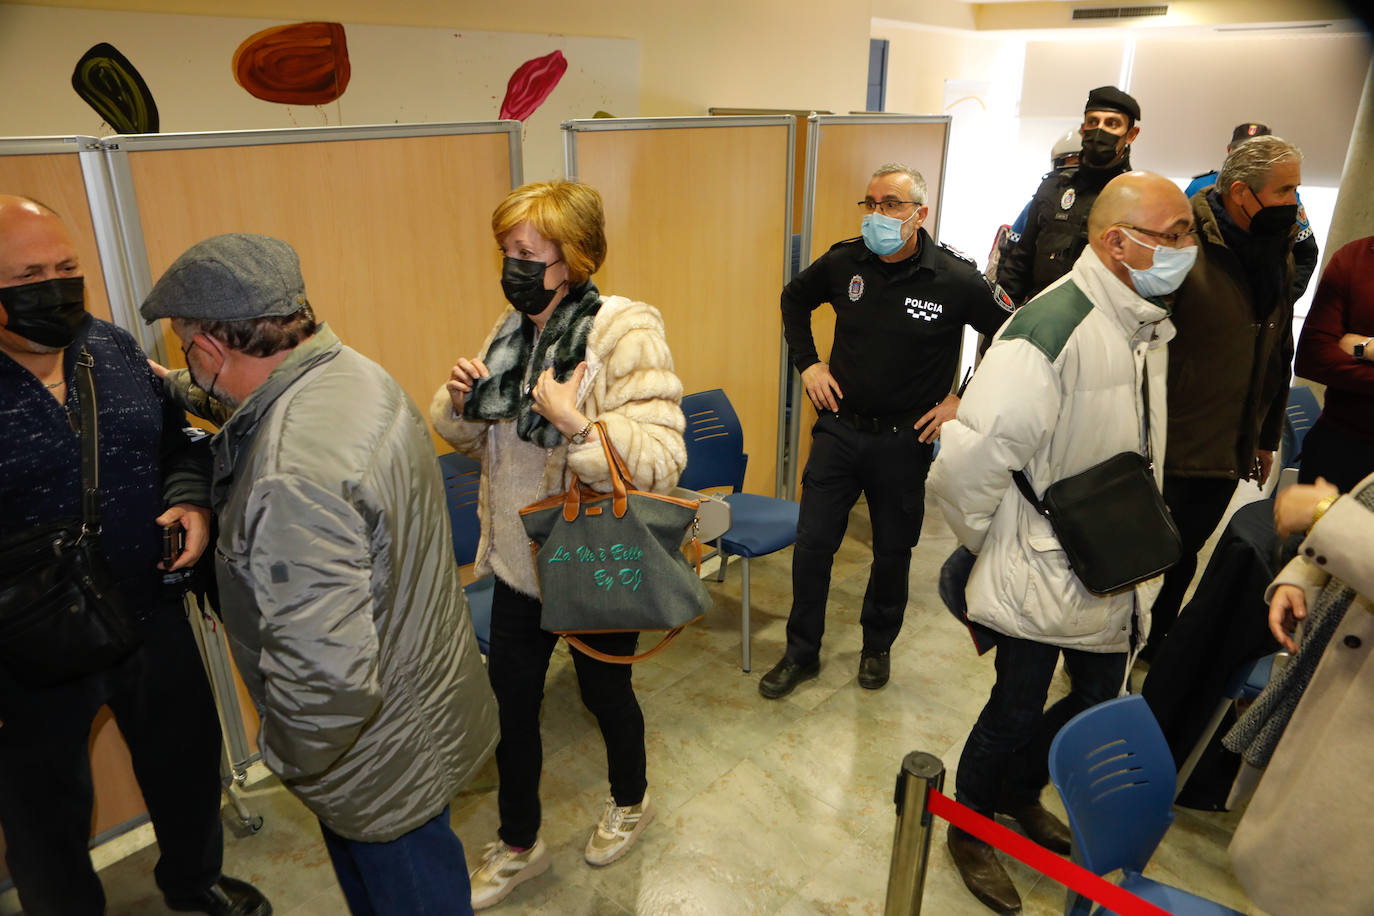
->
xmin=233 ymin=22 xmax=351 ymax=105
xmin=499 ymin=49 xmax=567 ymax=121
xmin=71 ymin=42 xmax=159 ymax=134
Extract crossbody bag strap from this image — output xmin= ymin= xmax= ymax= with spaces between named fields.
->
xmin=1013 ymin=354 xmax=1155 ymax=513
xmin=73 ymin=347 xmax=102 ymax=537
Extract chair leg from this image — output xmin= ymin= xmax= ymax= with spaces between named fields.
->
xmin=740 ymin=557 xmax=751 ymax=673
xmin=1176 ymin=697 xmax=1231 ymax=797
xmin=715 ymin=544 xmax=729 ymax=582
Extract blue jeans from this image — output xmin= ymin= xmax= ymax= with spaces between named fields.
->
xmin=319 ymin=806 xmax=473 ymax=916
xmin=955 ymin=633 xmax=1126 ymax=817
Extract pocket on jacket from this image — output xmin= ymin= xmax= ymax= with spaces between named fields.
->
xmin=1019 ymin=516 xmax=1110 ymax=641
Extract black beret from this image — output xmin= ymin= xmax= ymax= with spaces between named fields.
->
xmin=1084 ymin=86 xmax=1141 ymax=123
xmin=1230 ymin=122 xmax=1271 ymax=145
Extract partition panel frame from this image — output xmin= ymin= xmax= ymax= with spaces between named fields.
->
xmin=562 ymin=115 xmax=796 ymax=497
xmin=785 ymin=113 xmax=953 ymax=496
xmin=101 ymin=121 xmax=524 ymax=361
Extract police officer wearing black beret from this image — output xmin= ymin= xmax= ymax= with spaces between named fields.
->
xmin=997 ymin=86 xmax=1142 ymax=306
xmin=759 ymin=163 xmax=1013 ymax=699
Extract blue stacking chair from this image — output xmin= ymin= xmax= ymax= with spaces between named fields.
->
xmin=1275 ymin=384 xmax=1321 ymax=491
xmin=1049 ymin=695 xmax=1247 ymax=915
xmin=678 ymin=389 xmax=800 ymax=673
xmin=438 ymin=451 xmax=493 ymax=654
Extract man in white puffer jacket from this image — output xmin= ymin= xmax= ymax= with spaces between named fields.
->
xmin=929 ymin=172 xmax=1193 ymax=914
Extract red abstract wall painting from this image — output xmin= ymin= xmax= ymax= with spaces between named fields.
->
xmin=500 ymin=50 xmax=568 ymax=121
xmin=233 ymin=22 xmax=351 ymax=106
xmin=71 ymin=42 xmax=159 ymax=134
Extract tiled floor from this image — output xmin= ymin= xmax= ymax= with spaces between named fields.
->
xmin=12 ymin=492 xmax=1271 ymax=915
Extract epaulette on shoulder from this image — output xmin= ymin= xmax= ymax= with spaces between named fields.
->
xmin=1191 ymin=169 xmax=1217 ymax=180
xmin=830 ymin=236 xmax=863 ymax=252
xmin=939 ymin=241 xmax=976 ymax=265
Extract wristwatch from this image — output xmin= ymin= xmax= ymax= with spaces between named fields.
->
xmin=570 ymin=418 xmax=594 ymax=445
xmin=1355 ymin=337 xmax=1372 ymax=360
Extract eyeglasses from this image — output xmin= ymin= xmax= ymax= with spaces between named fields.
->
xmin=858 ymin=198 xmax=921 ymax=217
xmin=1116 ymin=224 xmax=1199 ymax=248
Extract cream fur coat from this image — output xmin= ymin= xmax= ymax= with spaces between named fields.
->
xmin=430 ymin=295 xmax=686 ymax=585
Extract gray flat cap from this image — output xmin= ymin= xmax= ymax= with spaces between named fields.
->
xmin=140 ymin=233 xmax=308 ymax=322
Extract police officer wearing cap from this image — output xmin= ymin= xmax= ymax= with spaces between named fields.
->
xmin=998 ymin=86 xmax=1142 ymax=306
xmin=1186 ymin=122 xmax=1319 ymax=298
xmin=759 ymin=162 xmax=1013 ymax=699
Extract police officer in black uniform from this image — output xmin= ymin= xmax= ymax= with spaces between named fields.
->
xmin=759 ymin=162 xmax=1013 ymax=699
xmin=997 ymin=86 xmax=1141 ymax=306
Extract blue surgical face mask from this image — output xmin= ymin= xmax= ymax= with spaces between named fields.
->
xmin=1120 ymin=228 xmax=1198 ymax=298
xmin=861 ymin=210 xmax=917 ymax=256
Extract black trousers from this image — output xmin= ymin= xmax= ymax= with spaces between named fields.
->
xmin=1145 ymin=475 xmax=1238 ymax=652
xmin=785 ymin=413 xmax=933 ymax=664
xmin=487 ymin=577 xmax=646 ymax=850
xmin=1299 ymin=419 xmax=1374 ymax=493
xmin=0 ymin=603 xmax=225 ymax=916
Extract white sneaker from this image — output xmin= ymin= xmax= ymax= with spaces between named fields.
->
xmin=584 ymin=792 xmax=655 ymax=866
xmin=469 ymin=837 xmax=550 ymax=910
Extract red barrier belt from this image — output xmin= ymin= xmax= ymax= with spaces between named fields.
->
xmin=925 ymin=788 xmax=1172 ymax=916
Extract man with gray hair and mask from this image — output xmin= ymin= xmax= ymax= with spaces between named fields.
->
xmin=1138 ymin=135 xmax=1303 ymax=661
xmin=759 ymin=162 xmax=1013 ymax=699
xmin=140 ymin=233 xmax=498 ymax=915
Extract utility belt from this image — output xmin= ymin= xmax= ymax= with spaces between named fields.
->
xmin=832 ymin=404 xmax=923 ymax=434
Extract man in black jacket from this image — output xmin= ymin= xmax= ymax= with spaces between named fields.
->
xmin=997 ymin=86 xmax=1141 ymax=305
xmin=1144 ymin=136 xmax=1302 ymax=657
xmin=0 ymin=196 xmax=269 ymax=916
xmin=758 ymin=163 xmax=1013 ymax=699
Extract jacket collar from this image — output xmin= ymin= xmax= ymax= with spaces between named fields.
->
xmin=212 ymin=322 xmax=342 ymax=454
xmin=1069 ymin=248 xmax=1175 ymax=346
xmin=854 ymin=226 xmax=937 ymax=271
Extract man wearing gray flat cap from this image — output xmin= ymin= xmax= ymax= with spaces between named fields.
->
xmin=142 ymin=233 xmax=499 ymax=915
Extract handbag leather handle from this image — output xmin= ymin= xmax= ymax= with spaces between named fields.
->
xmin=562 ymin=626 xmax=688 ymax=665
xmin=592 ymin=420 xmax=634 ymax=519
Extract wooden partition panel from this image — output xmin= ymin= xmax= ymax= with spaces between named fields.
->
xmin=790 ymin=116 xmax=951 ymax=495
xmin=565 ymin=117 xmax=794 ymax=497
xmin=111 ymin=125 xmax=520 ymax=449
xmin=0 ymin=140 xmax=116 ymax=324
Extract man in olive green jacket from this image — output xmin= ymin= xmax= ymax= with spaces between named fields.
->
xmin=1146 ymin=136 xmax=1302 ymax=656
xmin=141 ymin=233 xmax=498 ymax=916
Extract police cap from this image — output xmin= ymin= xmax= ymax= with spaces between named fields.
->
xmin=1084 ymin=86 xmax=1141 ymax=124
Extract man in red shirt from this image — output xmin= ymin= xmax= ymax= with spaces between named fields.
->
xmin=1294 ymin=235 xmax=1374 ymax=491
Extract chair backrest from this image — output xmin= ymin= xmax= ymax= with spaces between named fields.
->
xmin=438 ymin=451 xmax=482 ymax=566
xmin=679 ymin=389 xmax=749 ymax=494
xmin=1047 ymin=694 xmax=1177 ymax=879
xmin=1281 ymin=384 xmax=1322 ymax=468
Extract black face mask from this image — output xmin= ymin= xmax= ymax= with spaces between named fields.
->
xmin=1079 ymin=128 xmax=1125 ymax=170
xmin=1245 ymin=197 xmax=1298 ymax=237
xmin=501 ymin=256 xmax=564 ymax=315
xmin=0 ymin=277 xmax=87 ymax=348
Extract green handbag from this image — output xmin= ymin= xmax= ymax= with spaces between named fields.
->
xmin=519 ymin=421 xmax=710 ymax=663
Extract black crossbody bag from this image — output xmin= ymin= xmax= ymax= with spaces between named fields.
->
xmin=1012 ymin=373 xmax=1181 ymax=596
xmin=0 ymin=349 xmax=141 ymax=687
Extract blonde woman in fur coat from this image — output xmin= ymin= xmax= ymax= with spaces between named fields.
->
xmin=429 ymin=180 xmax=686 ymax=910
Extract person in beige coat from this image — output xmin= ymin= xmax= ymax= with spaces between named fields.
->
xmin=429 ymin=180 xmax=685 ymax=910
xmin=1226 ymin=472 xmax=1374 ymax=916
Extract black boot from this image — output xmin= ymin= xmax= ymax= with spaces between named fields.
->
xmin=758 ymin=656 xmax=820 ymax=699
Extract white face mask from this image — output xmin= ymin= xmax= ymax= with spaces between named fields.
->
xmin=1119 ymin=228 xmax=1198 ymax=298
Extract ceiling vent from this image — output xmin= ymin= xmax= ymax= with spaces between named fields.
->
xmin=1072 ymin=6 xmax=1169 ymax=20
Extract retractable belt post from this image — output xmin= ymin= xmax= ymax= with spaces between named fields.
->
xmin=883 ymin=751 xmax=945 ymax=916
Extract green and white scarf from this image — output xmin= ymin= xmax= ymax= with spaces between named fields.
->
xmin=463 ymin=282 xmax=602 ymax=447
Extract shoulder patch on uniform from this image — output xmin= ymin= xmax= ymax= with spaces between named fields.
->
xmin=939 ymin=241 xmax=976 ymax=265
xmin=999 ymin=281 xmax=1094 ymax=362
xmin=984 ymin=275 xmax=1015 ymax=313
